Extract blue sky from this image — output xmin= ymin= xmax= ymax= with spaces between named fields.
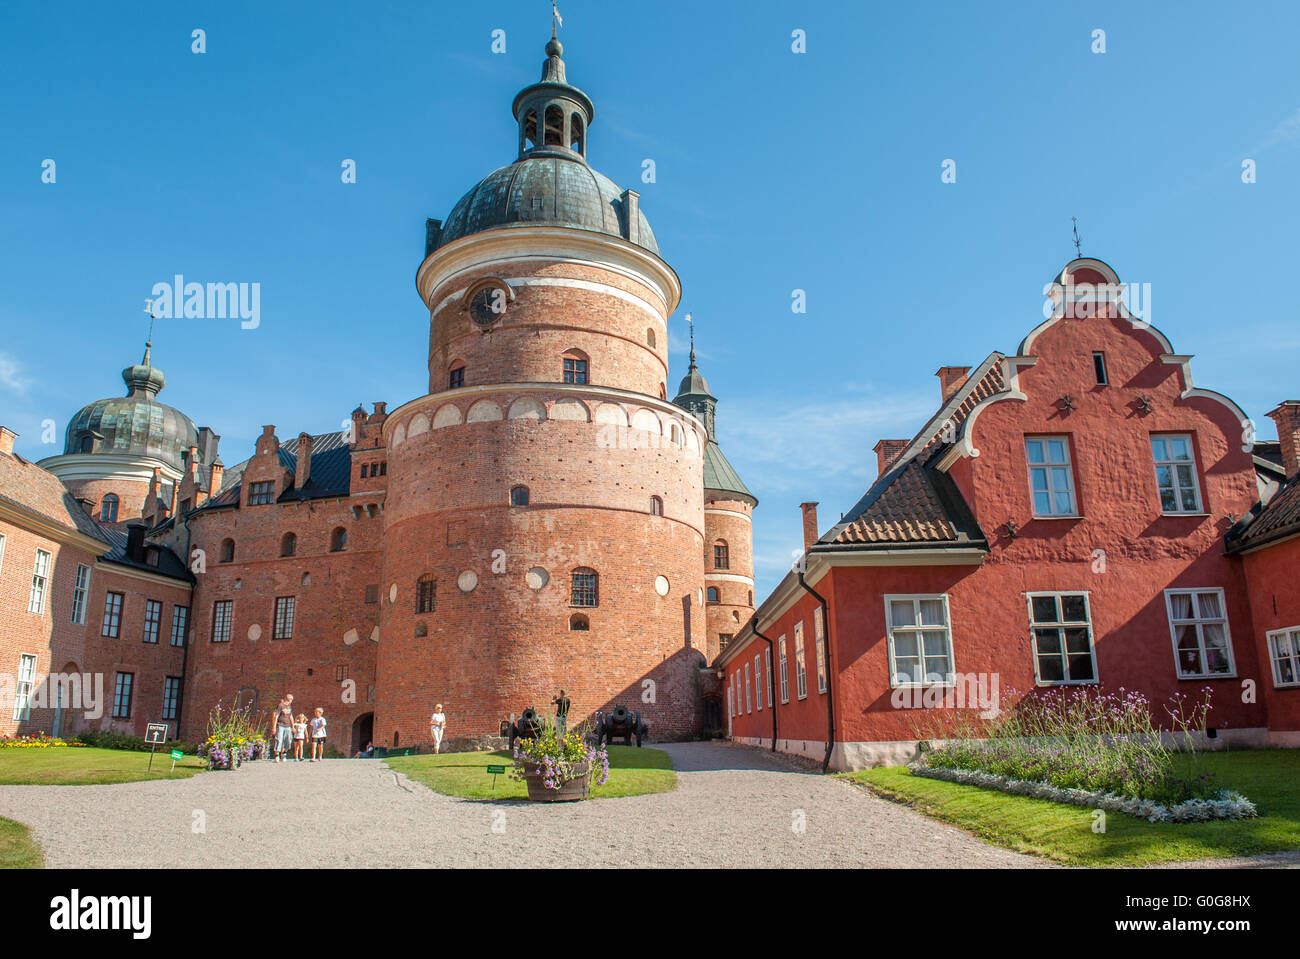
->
xmin=2 ymin=1 xmax=1297 ymax=597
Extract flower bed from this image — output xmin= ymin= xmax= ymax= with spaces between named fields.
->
xmin=0 ymin=734 xmax=87 ymax=749
xmin=909 ymin=684 xmax=1255 ymax=816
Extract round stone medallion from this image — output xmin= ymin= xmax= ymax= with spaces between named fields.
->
xmin=389 ymin=583 xmax=398 ymax=603
xmin=526 ymin=567 xmax=549 ymax=590
xmin=458 ymin=569 xmax=478 ymax=592
xmin=247 ymin=624 xmax=262 ymax=641
xmin=654 ymin=575 xmax=670 ymax=596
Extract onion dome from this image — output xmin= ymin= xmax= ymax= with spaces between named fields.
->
xmin=63 ymin=342 xmax=199 ymax=472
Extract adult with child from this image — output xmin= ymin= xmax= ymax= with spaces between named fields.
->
xmin=272 ymin=694 xmax=295 ymax=763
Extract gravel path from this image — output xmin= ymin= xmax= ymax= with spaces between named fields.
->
xmin=0 ymin=742 xmax=1043 ymax=868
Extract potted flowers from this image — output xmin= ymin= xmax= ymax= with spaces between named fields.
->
xmin=197 ymin=701 xmax=267 ymax=771
xmin=510 ymin=720 xmax=609 ymax=801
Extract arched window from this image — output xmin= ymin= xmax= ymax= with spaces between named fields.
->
xmin=748 ymin=590 xmax=754 ymax=606
xmin=448 ymin=361 xmax=466 ymax=390
xmin=570 ymin=114 xmax=584 ymax=154
xmin=100 ymin=494 xmax=119 ymax=523
xmin=220 ymin=538 xmax=235 ymax=563
xmin=569 ymin=613 xmax=590 ymax=631
xmin=658 ymin=382 xmax=667 ymax=400
xmin=416 ymin=574 xmax=436 ymax=614
xmin=544 ymin=104 xmax=564 ymax=146
xmin=713 ymin=540 xmax=729 ymax=570
xmin=523 ymin=108 xmax=538 ymax=149
xmin=670 ymin=423 xmax=682 ymax=447
xmin=571 ymin=567 xmax=598 ymax=607
xmin=562 ymin=349 xmax=588 ymax=385
xmin=330 ymin=527 xmax=347 ymax=552
xmin=707 ymin=586 xmax=720 ymax=604
xmin=510 ymin=485 xmax=530 ymax=507
xmin=650 ymin=496 xmax=663 ymax=516
xmin=280 ymin=532 xmax=296 ymax=557
xmin=647 ymin=328 xmax=656 ymax=348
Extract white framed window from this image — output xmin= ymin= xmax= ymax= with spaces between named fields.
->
xmin=754 ymin=653 xmax=763 ymax=711
xmin=28 ymin=549 xmax=51 ymax=614
xmin=1164 ymin=588 xmax=1234 ymax=678
xmin=885 ymin=595 xmax=954 ymax=686
xmin=1025 ymin=436 xmax=1077 ymax=516
xmin=727 ymin=683 xmax=734 ymax=719
xmin=1151 ymin=434 xmax=1202 ymax=514
xmin=142 ymin=599 xmax=162 ymax=644
xmin=70 ymin=563 xmax=90 ymax=625
xmin=1028 ymin=592 xmax=1097 ymax=684
xmin=778 ymin=636 xmax=789 ymax=703
xmin=794 ymin=622 xmax=808 ymax=699
xmin=12 ymin=654 xmax=36 ymax=721
xmin=1267 ymin=627 xmax=1300 ymax=688
xmin=814 ymin=607 xmax=828 ymax=694
xmin=744 ymin=662 xmax=752 ymax=713
xmin=764 ymin=647 xmax=773 ymax=707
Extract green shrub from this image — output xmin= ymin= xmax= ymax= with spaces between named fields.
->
xmin=76 ymin=731 xmax=201 ymax=755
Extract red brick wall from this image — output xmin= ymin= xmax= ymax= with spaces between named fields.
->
xmin=704 ymin=495 xmax=754 ymax=662
xmin=1241 ymin=537 xmax=1300 ymax=732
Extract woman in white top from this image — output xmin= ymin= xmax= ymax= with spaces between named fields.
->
xmin=429 ymin=704 xmax=446 ymax=754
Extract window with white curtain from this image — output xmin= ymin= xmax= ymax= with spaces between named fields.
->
xmin=1165 ymin=588 xmax=1234 ymax=678
xmin=1267 ymin=627 xmax=1300 ymax=688
xmin=885 ymin=595 xmax=954 ymax=686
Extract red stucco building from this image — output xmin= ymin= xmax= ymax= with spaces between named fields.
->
xmin=720 ymin=257 xmax=1300 ymax=769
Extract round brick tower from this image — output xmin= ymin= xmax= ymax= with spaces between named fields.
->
xmin=375 ymin=35 xmax=713 ymax=745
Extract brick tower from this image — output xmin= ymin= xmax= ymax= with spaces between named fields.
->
xmin=375 ymin=34 xmax=716 ymax=744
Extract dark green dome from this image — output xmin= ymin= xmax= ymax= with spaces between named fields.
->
xmin=64 ymin=343 xmax=199 ymax=471
xmin=436 ymin=156 xmax=658 ymax=255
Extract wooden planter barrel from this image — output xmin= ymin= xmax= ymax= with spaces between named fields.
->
xmin=521 ymin=760 xmax=592 ymax=802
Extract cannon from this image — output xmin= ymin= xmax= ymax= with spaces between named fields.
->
xmin=597 ymin=705 xmax=648 ymax=747
xmin=508 ymin=708 xmax=545 ymax=750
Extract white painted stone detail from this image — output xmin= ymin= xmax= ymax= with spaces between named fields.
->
xmin=467 ymin=399 xmax=503 ymax=422
xmin=432 ymin=405 xmax=461 ymax=429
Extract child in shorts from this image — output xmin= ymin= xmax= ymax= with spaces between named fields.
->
xmin=309 ymin=707 xmax=327 ymax=762
xmin=292 ymin=714 xmax=307 ymax=761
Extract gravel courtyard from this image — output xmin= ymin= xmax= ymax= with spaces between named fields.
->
xmin=0 ymin=741 xmax=1043 ymax=868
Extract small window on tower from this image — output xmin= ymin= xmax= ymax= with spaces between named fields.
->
xmin=544 ymin=105 xmax=564 ymax=146
xmin=510 ymin=485 xmax=530 ymax=507
xmin=570 ymin=114 xmax=584 ymax=154
xmin=650 ymin=496 xmax=663 ymax=516
xmin=1093 ymin=352 xmax=1108 ymax=385
xmin=449 ymin=364 xmax=466 ymax=389
xmin=562 ymin=351 xmax=588 ymax=385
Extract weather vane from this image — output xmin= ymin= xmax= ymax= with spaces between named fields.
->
xmin=1071 ymin=217 xmax=1083 ymax=258
xmin=685 ymin=312 xmax=696 ymax=363
xmin=143 ymin=298 xmax=157 ymax=339
xmin=551 ymin=0 xmax=563 ymax=36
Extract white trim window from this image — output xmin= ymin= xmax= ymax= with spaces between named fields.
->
xmin=1028 ymin=592 xmax=1097 ymax=684
xmin=778 ymin=636 xmax=789 ymax=703
xmin=70 ymin=563 xmax=90 ymax=625
xmin=29 ymin=549 xmax=51 ymax=614
xmin=794 ymin=622 xmax=808 ymax=699
xmin=12 ymin=654 xmax=36 ymax=721
xmin=754 ymin=653 xmax=763 ymax=711
xmin=744 ymin=661 xmax=752 ymax=713
xmin=1267 ymin=627 xmax=1300 ymax=688
xmin=728 ymin=683 xmax=734 ymax=719
xmin=1165 ymin=588 xmax=1235 ymax=678
xmin=1150 ymin=434 xmax=1202 ymax=514
xmin=1025 ymin=436 xmax=1077 ymax=516
xmin=764 ymin=647 xmax=773 ymax=707
xmin=885 ymin=595 xmax=954 ymax=686
xmin=814 ymin=607 xmax=828 ymax=694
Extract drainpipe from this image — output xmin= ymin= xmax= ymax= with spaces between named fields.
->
xmin=751 ymin=621 xmax=778 ymax=752
xmin=797 ymin=571 xmax=835 ymax=773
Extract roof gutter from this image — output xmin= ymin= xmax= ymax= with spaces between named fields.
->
xmin=796 ymin=571 xmax=835 ymax=773
xmin=750 ymin=620 xmax=778 ymax=752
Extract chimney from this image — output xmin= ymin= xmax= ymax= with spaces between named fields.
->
xmin=372 ymin=401 xmax=388 ymax=418
xmin=800 ymin=502 xmax=819 ymax=552
xmin=296 ymin=432 xmax=314 ymax=489
xmin=936 ymin=366 xmax=971 ymax=404
xmin=0 ymin=426 xmax=15 ymax=456
xmin=126 ymin=524 xmax=147 ymax=563
xmin=621 ymin=189 xmax=640 ymax=245
xmin=350 ymin=407 xmax=366 ymax=446
xmin=207 ymin=461 xmax=223 ymax=499
xmin=873 ymin=439 xmax=909 ymax=477
xmin=1268 ymin=401 xmax=1300 ymax=478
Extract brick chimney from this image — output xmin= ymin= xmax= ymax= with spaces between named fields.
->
xmin=350 ymin=406 xmax=367 ymax=446
xmin=1268 ymin=401 xmax=1300 ymax=478
xmin=873 ymin=439 xmax=909 ymax=477
xmin=800 ymin=502 xmax=819 ymax=552
xmin=296 ymin=432 xmax=314 ymax=489
xmin=0 ymin=426 xmax=15 ymax=456
xmin=207 ymin=461 xmax=223 ymax=499
xmin=936 ymin=366 xmax=971 ymax=404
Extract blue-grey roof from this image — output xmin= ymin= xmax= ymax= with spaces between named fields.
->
xmin=204 ymin=431 xmax=352 ymax=509
xmin=435 ymin=156 xmax=658 ymax=255
xmin=703 ymin=442 xmax=754 ymax=503
xmin=98 ymin=525 xmax=193 ymax=582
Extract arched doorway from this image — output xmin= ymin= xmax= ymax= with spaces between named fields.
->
xmin=351 ymin=712 xmax=373 ymax=756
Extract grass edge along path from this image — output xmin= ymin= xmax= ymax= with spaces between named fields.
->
xmin=844 ymin=749 xmax=1300 ymax=867
xmin=386 ymin=745 xmax=677 ymax=800
xmin=0 ymin=816 xmax=42 ymax=869
xmin=0 ymin=746 xmax=207 ymax=786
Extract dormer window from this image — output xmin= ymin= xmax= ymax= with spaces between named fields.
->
xmin=249 ymin=481 xmax=275 ymax=505
xmin=100 ymin=494 xmax=119 ymax=523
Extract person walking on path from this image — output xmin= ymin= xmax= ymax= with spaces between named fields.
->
xmin=292 ymin=714 xmax=307 ymax=762
xmin=309 ymin=707 xmax=327 ymax=762
xmin=552 ymin=690 xmax=571 ymax=738
xmin=429 ymin=704 xmax=446 ymax=754
xmin=272 ymin=694 xmax=295 ymax=763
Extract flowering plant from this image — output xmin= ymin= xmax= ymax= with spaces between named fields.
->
xmin=510 ymin=719 xmax=609 ymax=791
xmin=0 ymin=733 xmax=87 ymax=749
xmin=197 ymin=701 xmax=267 ymax=770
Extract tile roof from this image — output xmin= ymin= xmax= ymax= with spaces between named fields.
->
xmin=97 ymin=525 xmax=193 ymax=582
xmin=0 ymin=451 xmax=109 ymax=544
xmin=203 ymin=431 xmax=352 ymax=511
xmin=1227 ymin=473 xmax=1300 ymax=554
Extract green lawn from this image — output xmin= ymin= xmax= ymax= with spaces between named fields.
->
xmin=846 ymin=749 xmax=1300 ymax=866
xmin=0 ymin=746 xmax=207 ymax=785
xmin=386 ymin=746 xmax=677 ymax=800
xmin=0 ymin=816 xmax=41 ymax=869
